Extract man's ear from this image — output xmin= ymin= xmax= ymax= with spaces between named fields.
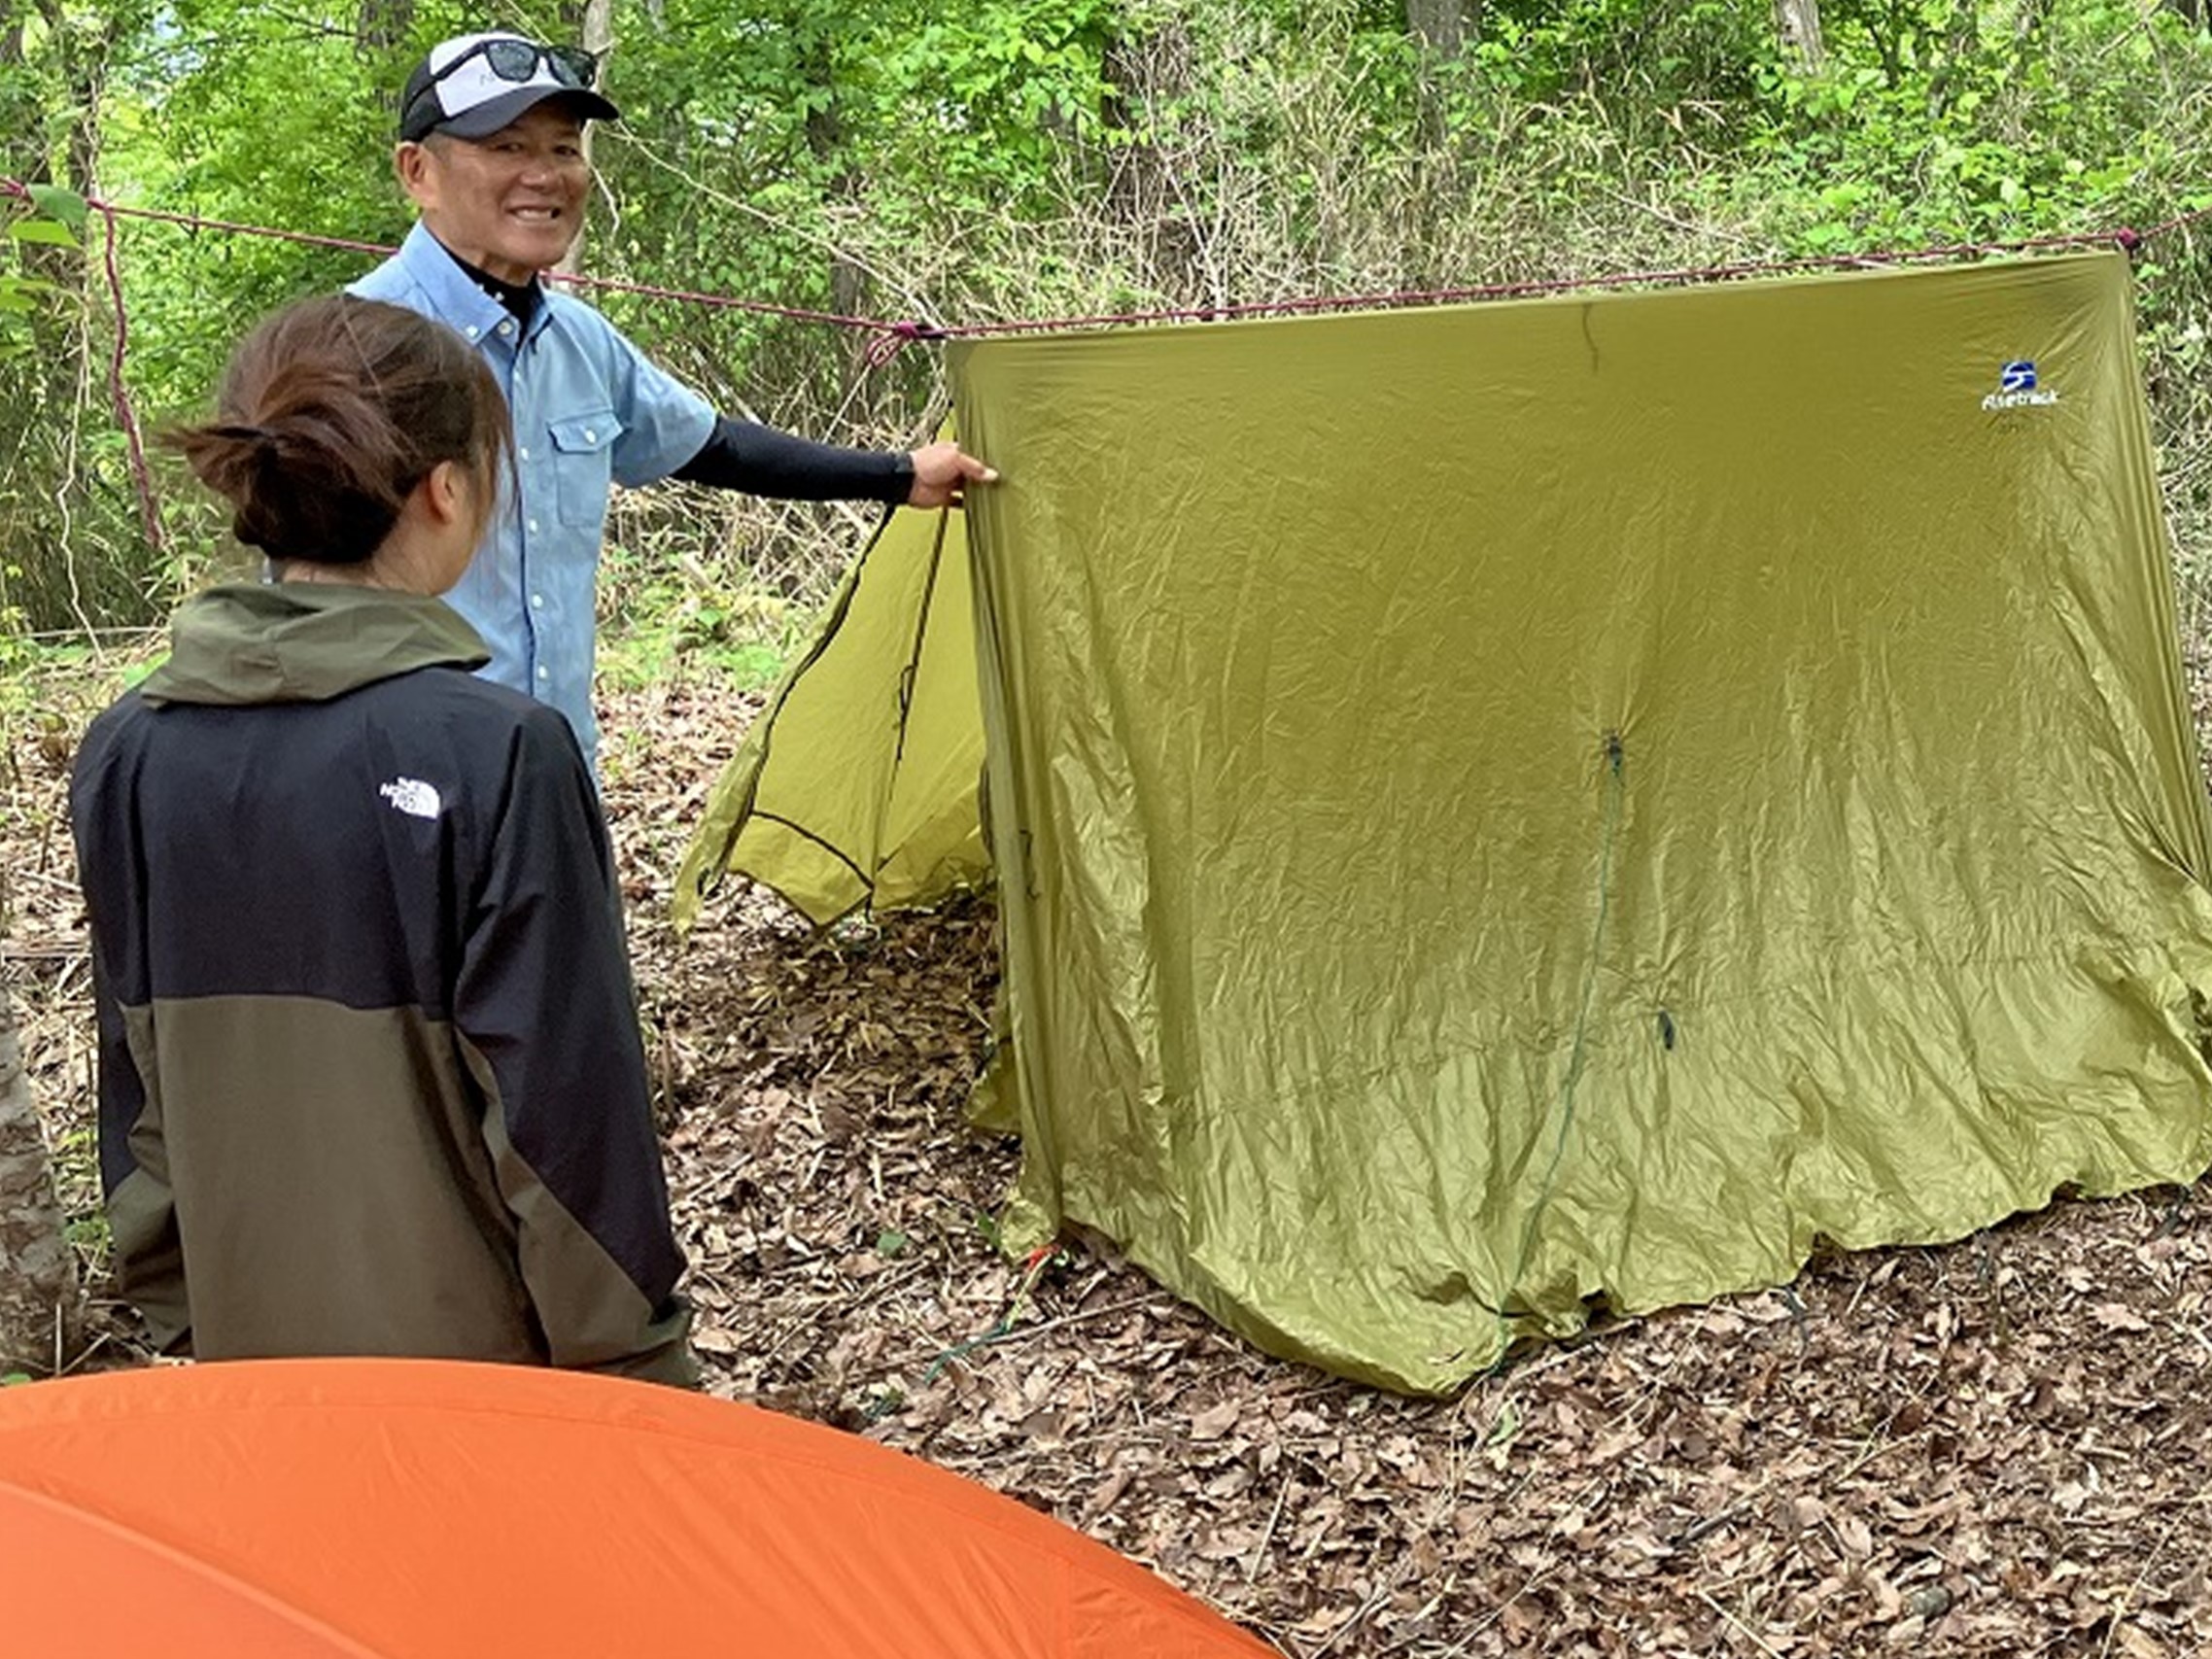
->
xmin=395 ymin=141 xmax=434 ymax=208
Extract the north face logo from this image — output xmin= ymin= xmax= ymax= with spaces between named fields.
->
xmin=379 ymin=778 xmax=442 ymax=819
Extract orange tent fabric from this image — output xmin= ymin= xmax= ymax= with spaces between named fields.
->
xmin=0 ymin=1360 xmax=1275 ymax=1658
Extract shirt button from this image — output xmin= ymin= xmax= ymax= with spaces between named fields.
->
xmin=465 ymin=325 xmax=480 ymax=339
xmin=518 ymin=445 xmax=531 ymax=462
xmin=528 ymin=519 xmax=540 ymax=535
xmin=530 ymin=593 xmax=544 ymax=609
xmin=583 ymin=429 xmax=597 ymax=445
xmin=498 ymin=320 xmax=515 ymax=336
xmin=536 ymin=666 xmax=549 ymax=681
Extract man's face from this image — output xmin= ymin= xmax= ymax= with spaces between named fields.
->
xmin=397 ymin=102 xmax=591 ymax=285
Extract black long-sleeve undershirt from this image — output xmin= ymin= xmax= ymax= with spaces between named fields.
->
xmin=673 ymin=416 xmax=914 ymax=504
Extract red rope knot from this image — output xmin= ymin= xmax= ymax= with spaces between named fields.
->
xmin=864 ymin=319 xmax=945 ymax=367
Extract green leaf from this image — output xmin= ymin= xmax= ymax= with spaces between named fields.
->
xmin=876 ymin=1227 xmax=910 ymax=1258
xmin=25 ymin=185 xmax=87 ymax=231
xmin=7 ymin=220 xmax=81 ymax=248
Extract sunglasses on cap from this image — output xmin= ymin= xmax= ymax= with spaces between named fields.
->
xmin=401 ymin=38 xmax=602 ymax=131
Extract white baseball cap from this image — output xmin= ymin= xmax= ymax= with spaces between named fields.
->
xmin=398 ymin=32 xmax=619 ymax=143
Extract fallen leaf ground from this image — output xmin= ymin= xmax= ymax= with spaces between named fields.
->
xmin=11 ymin=645 xmax=2212 ymax=1656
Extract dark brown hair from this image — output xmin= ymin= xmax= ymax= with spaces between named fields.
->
xmin=165 ymin=295 xmax=509 ymax=566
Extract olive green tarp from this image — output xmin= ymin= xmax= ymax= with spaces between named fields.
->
xmin=680 ymin=251 xmax=2212 ymax=1393
xmin=673 ymin=503 xmax=990 ymax=928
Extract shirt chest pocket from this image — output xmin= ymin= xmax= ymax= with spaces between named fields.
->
xmin=547 ymin=410 xmax=626 ymax=529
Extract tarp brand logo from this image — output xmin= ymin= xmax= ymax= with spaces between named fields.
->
xmin=1983 ymin=360 xmax=2059 ymax=411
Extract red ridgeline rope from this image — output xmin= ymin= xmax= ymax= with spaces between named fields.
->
xmin=0 ymin=185 xmax=916 ymax=337
xmin=912 ymin=223 xmax=2178 ymax=340
xmin=2 ymin=181 xmax=169 ymax=553
xmin=16 ymin=177 xmax=2210 ymax=347
xmin=6 ymin=174 xmax=2210 ymax=549
xmin=91 ymin=199 xmax=165 ymax=554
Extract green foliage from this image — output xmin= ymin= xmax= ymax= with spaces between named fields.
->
xmin=870 ymin=0 xmax=1127 ymax=205
xmin=595 ymin=535 xmax=810 ymax=693
xmin=1 ymin=1 xmax=165 ymax=634
xmin=971 ymin=1207 xmax=1005 ymax=1252
xmin=1730 ymin=0 xmax=2209 ymax=252
xmin=4 ymin=0 xmax=2212 ymax=643
xmin=1468 ymin=0 xmax=1768 ymax=106
xmin=106 ymin=4 xmax=457 ymax=422
xmin=0 ymin=188 xmax=79 ymax=315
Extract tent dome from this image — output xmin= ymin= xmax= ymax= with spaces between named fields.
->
xmin=0 ymin=1359 xmax=1272 ymax=1657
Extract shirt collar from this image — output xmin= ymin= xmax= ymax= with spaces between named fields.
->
xmin=445 ymin=245 xmax=542 ymax=328
xmin=395 ymin=222 xmax=550 ymax=344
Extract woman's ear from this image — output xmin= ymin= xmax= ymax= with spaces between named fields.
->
xmin=423 ymin=459 xmax=467 ymax=526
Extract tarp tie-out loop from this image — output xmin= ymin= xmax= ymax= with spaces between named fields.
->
xmin=865 ymin=319 xmax=948 ymax=367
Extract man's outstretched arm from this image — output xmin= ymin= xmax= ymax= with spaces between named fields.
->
xmin=671 ymin=419 xmax=994 ymax=507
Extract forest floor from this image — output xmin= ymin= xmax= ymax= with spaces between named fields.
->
xmin=11 ymin=644 xmax=2212 ymax=1657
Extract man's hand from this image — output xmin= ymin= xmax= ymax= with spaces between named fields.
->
xmin=905 ymin=441 xmax=998 ymax=510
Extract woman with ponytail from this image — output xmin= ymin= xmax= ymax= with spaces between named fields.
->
xmin=71 ymin=295 xmax=695 ymax=1386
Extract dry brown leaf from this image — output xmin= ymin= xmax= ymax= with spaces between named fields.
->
xmin=1190 ymin=1400 xmax=1241 ymax=1441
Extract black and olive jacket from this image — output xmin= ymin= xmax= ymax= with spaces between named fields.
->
xmin=71 ymin=582 xmax=695 ymax=1386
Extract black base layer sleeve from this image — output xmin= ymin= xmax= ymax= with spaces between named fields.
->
xmin=672 ymin=415 xmax=914 ymax=503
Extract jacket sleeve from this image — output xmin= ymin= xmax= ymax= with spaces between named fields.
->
xmin=71 ymin=711 xmax=191 ymax=1352
xmin=453 ymin=709 xmax=696 ymax=1387
xmin=88 ymin=965 xmax=191 ymax=1353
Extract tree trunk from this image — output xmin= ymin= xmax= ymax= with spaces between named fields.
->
xmin=1406 ymin=0 xmax=1477 ymax=155
xmin=354 ymin=0 xmax=414 ymax=59
xmin=1927 ymin=4 xmax=1978 ymax=118
xmin=556 ymin=0 xmax=614 ymax=278
xmin=1405 ymin=0 xmax=1473 ymax=58
xmin=796 ymin=27 xmax=871 ymax=384
xmin=1775 ymin=0 xmax=1824 ymax=70
xmin=0 ymin=988 xmax=81 ymax=1376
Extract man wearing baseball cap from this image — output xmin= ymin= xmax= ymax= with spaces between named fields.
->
xmin=352 ymin=31 xmax=994 ymax=773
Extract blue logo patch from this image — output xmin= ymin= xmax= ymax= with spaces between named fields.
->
xmin=1984 ymin=359 xmax=2058 ymax=412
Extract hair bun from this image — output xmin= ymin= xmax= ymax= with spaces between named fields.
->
xmin=160 ymin=294 xmax=510 ymax=569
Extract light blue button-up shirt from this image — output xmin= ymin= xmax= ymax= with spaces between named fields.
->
xmin=350 ymin=225 xmax=714 ymax=770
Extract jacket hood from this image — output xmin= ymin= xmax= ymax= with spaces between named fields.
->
xmin=141 ymin=583 xmax=491 ymax=708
